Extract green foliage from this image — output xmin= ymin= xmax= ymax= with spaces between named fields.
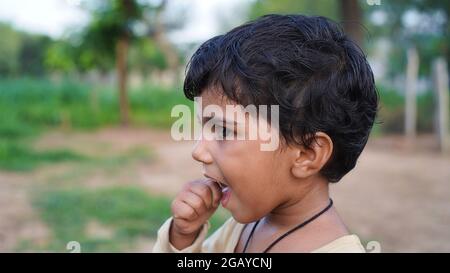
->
xmin=0 ymin=23 xmax=22 ymax=75
xmin=0 ymin=77 xmax=190 ymax=133
xmin=129 ymin=38 xmax=167 ymax=72
xmin=45 ymin=41 xmax=78 ymax=72
xmin=0 ymin=78 xmax=103 ymax=131
xmin=0 ymin=23 xmax=54 ymax=76
xmin=367 ymin=0 xmax=449 ymax=76
xmin=18 ymin=34 xmax=52 ymax=76
xmin=248 ymin=0 xmax=339 ymax=21
xmin=377 ymin=85 xmax=442 ymax=134
xmin=0 ymin=0 xmax=179 ymax=75
xmin=78 ymin=0 xmax=155 ymax=70
xmin=0 ymin=0 xmax=191 ymax=91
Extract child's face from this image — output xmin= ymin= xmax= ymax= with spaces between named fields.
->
xmin=192 ymin=88 xmax=297 ymax=224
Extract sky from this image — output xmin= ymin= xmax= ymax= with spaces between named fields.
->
xmin=0 ymin=0 xmax=89 ymax=38
xmin=0 ymin=0 xmax=248 ymax=44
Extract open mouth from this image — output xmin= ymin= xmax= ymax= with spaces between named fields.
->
xmin=203 ymin=173 xmax=232 ymax=207
xmin=204 ymin=174 xmax=228 ymax=189
xmin=216 ymin=181 xmax=228 ymax=190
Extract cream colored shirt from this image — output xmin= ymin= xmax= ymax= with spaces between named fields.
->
xmin=152 ymin=217 xmax=366 ymax=253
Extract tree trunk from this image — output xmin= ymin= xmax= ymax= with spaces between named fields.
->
xmin=153 ymin=0 xmax=180 ymax=86
xmin=116 ymin=36 xmax=129 ymax=126
xmin=339 ymin=0 xmax=363 ymax=46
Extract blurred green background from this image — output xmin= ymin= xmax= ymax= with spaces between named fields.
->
xmin=0 ymin=0 xmax=449 ymax=253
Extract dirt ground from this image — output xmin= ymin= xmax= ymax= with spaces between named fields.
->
xmin=0 ymin=128 xmax=449 ymax=252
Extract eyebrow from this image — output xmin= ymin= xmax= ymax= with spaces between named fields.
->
xmin=198 ymin=115 xmax=239 ymax=127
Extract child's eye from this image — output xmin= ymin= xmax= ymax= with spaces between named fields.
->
xmin=215 ymin=125 xmax=234 ymax=140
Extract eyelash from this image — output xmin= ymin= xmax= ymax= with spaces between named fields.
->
xmin=215 ymin=125 xmax=234 ymax=139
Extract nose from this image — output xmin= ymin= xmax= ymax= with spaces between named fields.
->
xmin=191 ymin=138 xmax=213 ymax=164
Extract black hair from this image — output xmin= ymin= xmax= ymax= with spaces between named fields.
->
xmin=183 ymin=14 xmax=378 ymax=183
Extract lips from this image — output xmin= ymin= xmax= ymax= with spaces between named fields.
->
xmin=203 ymin=173 xmax=228 ymax=189
xmin=203 ymin=173 xmax=231 ymax=207
xmin=220 ymin=187 xmax=231 ymax=207
xmin=216 ymin=181 xmax=228 ymax=190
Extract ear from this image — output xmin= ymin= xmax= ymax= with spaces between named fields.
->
xmin=290 ymin=132 xmax=333 ymax=179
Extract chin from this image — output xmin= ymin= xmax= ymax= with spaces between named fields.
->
xmin=230 ymin=211 xmax=262 ymax=224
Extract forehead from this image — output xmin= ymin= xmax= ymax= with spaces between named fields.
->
xmin=196 ymin=86 xmax=257 ymax=123
xmin=199 ymin=86 xmax=236 ymax=108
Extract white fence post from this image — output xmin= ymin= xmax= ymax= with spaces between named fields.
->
xmin=432 ymin=57 xmax=449 ymax=154
xmin=405 ymin=47 xmax=419 ymax=140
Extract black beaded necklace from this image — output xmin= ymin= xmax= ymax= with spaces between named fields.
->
xmin=242 ymin=198 xmax=334 ymax=253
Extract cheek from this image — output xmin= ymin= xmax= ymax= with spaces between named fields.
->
xmin=216 ymin=141 xmax=282 ymax=218
xmin=218 ymin=139 xmax=273 ymax=187
xmin=229 ymin=170 xmax=277 ymax=223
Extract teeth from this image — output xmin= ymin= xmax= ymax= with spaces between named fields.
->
xmin=205 ymin=175 xmax=227 ymax=189
xmin=216 ymin=181 xmax=227 ymax=189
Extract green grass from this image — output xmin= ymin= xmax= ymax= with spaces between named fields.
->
xmin=30 ymin=186 xmax=229 ymax=252
xmin=0 ymin=77 xmax=192 ymax=134
xmin=130 ymin=85 xmax=194 ymax=128
xmin=0 ymin=136 xmax=151 ymax=172
xmin=0 ymin=77 xmax=192 ymax=171
xmin=0 ymin=137 xmax=153 ymax=171
xmin=0 ymin=139 xmax=85 ymax=171
xmin=42 ymin=146 xmax=154 ymax=189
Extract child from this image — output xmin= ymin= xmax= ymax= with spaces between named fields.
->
xmin=153 ymin=14 xmax=378 ymax=253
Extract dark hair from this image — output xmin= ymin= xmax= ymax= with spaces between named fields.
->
xmin=183 ymin=14 xmax=378 ymax=182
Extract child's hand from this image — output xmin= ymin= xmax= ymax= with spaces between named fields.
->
xmin=169 ymin=179 xmax=222 ymax=249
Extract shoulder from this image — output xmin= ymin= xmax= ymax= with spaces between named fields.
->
xmin=312 ymin=235 xmax=366 ymax=253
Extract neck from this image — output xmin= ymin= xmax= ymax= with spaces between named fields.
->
xmin=264 ymin=176 xmax=331 ymax=229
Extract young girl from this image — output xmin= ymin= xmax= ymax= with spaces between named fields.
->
xmin=153 ymin=14 xmax=378 ymax=253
